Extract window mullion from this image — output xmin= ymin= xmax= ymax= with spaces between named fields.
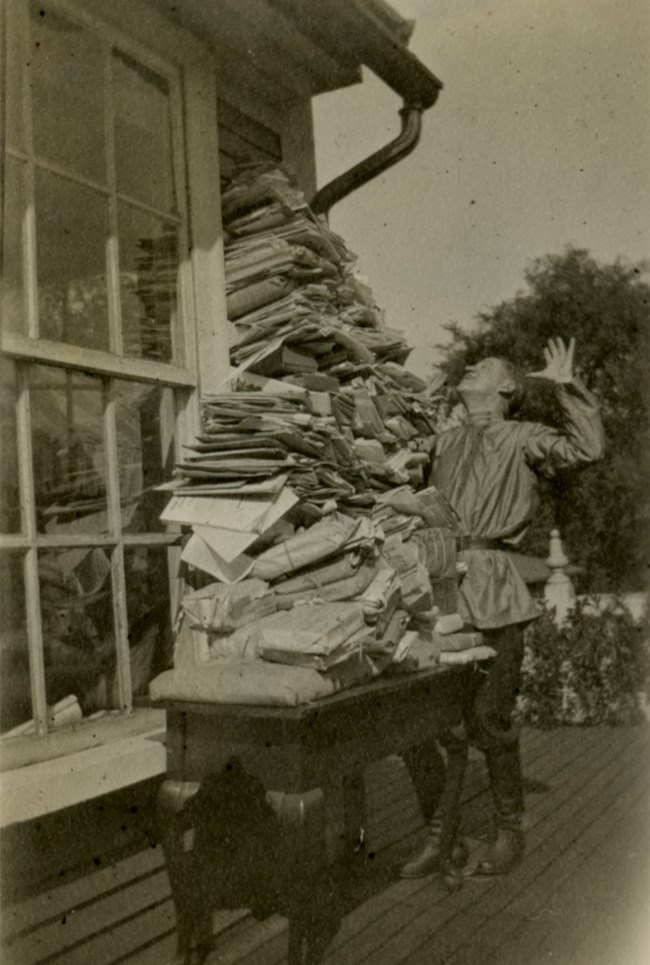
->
xmin=103 ymin=378 xmax=132 ymax=712
xmin=169 ymin=79 xmax=189 ymax=368
xmin=16 ymin=364 xmax=48 ymax=735
xmin=160 ymin=387 xmax=182 ymax=621
xmin=21 ymin=0 xmax=39 ymax=341
xmin=104 ymin=43 xmax=123 ymax=357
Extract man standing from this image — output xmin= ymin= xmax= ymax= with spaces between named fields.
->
xmin=400 ymin=337 xmax=605 ymax=878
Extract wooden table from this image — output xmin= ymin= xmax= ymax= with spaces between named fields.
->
xmin=156 ymin=665 xmax=472 ymax=965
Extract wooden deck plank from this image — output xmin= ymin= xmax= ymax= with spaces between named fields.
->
xmin=367 ymin=723 xmax=624 ymax=911
xmin=479 ymin=777 xmax=650 ymax=965
xmin=371 ymin=727 xmax=649 ymax=965
xmin=3 ymin=869 xmax=171 ymax=965
xmin=8 ymin=725 xmax=644 ymax=965
xmin=2 ymin=845 xmax=166 ymax=937
xmin=209 ymin=726 xmax=641 ymax=965
xmin=319 ymin=726 xmax=639 ymax=964
xmin=437 ymin=763 xmax=650 ymax=965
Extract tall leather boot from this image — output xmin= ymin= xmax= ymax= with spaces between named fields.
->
xmin=400 ymin=734 xmax=469 ymax=879
xmin=398 ymin=817 xmax=469 ymax=879
xmin=474 ymin=745 xmax=525 ymax=875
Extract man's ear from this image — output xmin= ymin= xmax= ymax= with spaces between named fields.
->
xmin=497 ymin=378 xmax=516 ymax=399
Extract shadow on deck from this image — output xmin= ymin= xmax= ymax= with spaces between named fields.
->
xmin=2 ymin=725 xmax=648 ymax=965
xmin=203 ymin=723 xmax=650 ymax=965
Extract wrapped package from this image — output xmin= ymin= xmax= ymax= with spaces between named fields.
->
xmin=364 ymin=609 xmax=410 ymax=655
xmin=244 ymin=602 xmax=365 ymax=656
xmin=393 ymin=630 xmax=442 ymax=670
xmin=150 ymin=659 xmax=338 ymax=707
xmin=435 ymin=613 xmax=464 ymax=635
xmin=412 ymin=526 xmax=457 ymax=580
xmin=182 ymin=579 xmax=276 ymax=632
xmin=273 ymin=552 xmax=360 ymax=595
xmin=251 ymin=513 xmax=378 ymax=581
xmin=382 ymin=535 xmax=433 ymax=614
xmin=436 ymin=630 xmax=484 ymax=652
xmin=440 ymin=646 xmax=496 ymax=665
xmin=260 ymin=624 xmax=369 ymax=671
xmin=376 ymin=484 xmax=459 ymax=531
xmin=274 ymin=559 xmax=378 ymax=607
xmin=354 ymin=566 xmax=401 ymax=623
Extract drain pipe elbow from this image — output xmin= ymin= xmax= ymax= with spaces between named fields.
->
xmin=311 ymin=102 xmax=424 ymax=219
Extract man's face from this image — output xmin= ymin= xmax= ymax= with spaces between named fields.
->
xmin=458 ymin=357 xmax=511 ymax=396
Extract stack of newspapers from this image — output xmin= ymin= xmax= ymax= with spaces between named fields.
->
xmin=149 ymin=168 xmax=491 ymax=707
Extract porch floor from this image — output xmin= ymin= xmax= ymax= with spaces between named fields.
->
xmin=203 ymin=722 xmax=650 ymax=965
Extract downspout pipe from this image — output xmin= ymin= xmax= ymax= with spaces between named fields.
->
xmin=310 ymin=102 xmax=425 ymax=219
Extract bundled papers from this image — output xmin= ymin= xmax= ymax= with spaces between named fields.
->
xmin=251 ymin=603 xmax=365 ymax=656
xmin=182 ymin=579 xmax=276 ymax=634
xmin=251 ymin=513 xmax=378 ymax=582
xmin=150 ymin=165 xmax=483 ymax=704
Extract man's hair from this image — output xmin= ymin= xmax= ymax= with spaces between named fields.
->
xmin=496 ymin=357 xmax=525 ymax=415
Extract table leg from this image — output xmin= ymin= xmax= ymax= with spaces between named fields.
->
xmin=157 ymin=778 xmax=207 ymax=965
xmin=343 ymin=769 xmax=367 ymax=854
xmin=278 ymin=788 xmax=343 ymax=964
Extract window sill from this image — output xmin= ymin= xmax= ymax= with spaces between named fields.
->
xmin=0 ymin=722 xmax=167 ymax=828
xmin=0 ymin=707 xmax=165 ymax=773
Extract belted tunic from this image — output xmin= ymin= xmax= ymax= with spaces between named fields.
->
xmin=430 ymin=378 xmax=605 ymax=629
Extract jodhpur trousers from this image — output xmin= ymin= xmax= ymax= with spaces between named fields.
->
xmin=404 ymin=624 xmax=526 ymax=825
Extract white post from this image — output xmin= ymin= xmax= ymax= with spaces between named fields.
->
xmin=544 ymin=528 xmax=575 ymax=626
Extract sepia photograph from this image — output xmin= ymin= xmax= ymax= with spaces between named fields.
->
xmin=1 ymin=1 xmax=648 ymax=963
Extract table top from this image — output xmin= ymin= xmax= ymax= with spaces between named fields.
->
xmin=154 ymin=663 xmax=465 ymax=723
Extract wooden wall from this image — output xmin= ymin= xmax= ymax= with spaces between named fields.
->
xmin=0 ymin=778 xmax=178 ymax=965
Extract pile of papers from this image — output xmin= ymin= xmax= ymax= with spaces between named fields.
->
xmin=152 ymin=167 xmax=490 ymax=700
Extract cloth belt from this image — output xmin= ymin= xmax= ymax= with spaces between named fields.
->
xmin=456 ymin=536 xmax=512 ymax=553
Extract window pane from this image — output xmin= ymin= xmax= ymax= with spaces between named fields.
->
xmin=30 ymin=366 xmax=107 ymax=534
xmin=113 ymin=49 xmax=176 ymax=212
xmin=35 ymin=169 xmax=109 ymax=350
xmin=115 ymin=382 xmax=172 ymax=533
xmin=0 ymin=554 xmax=32 ymax=735
xmin=0 ymin=358 xmax=21 ymax=534
xmin=118 ymin=203 xmax=179 ymax=363
xmin=40 ymin=547 xmax=119 ymax=718
xmin=5 ymin=2 xmax=25 ymax=150
xmin=125 ymin=546 xmax=172 ymax=700
xmin=30 ymin=1 xmax=106 ymax=184
xmin=2 ymin=157 xmax=26 ymax=335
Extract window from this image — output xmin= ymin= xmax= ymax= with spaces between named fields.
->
xmin=1 ymin=0 xmax=195 ymax=749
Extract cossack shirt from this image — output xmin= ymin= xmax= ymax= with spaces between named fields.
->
xmin=430 ymin=378 xmax=605 ymax=629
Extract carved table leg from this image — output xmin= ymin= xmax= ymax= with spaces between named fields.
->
xmin=157 ymin=778 xmax=207 ymax=965
xmin=275 ymin=788 xmax=342 ymax=964
xmin=343 ymin=769 xmax=367 ymax=855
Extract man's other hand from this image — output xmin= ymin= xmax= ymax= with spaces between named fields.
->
xmin=526 ymin=336 xmax=575 ymax=384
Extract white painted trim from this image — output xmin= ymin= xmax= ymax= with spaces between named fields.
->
xmin=0 ymin=729 xmax=167 ymax=827
xmin=185 ymin=60 xmax=231 ymax=394
xmin=1 ymin=333 xmax=197 ymax=386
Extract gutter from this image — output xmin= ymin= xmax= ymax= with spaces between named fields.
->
xmin=307 ymin=0 xmax=442 ymax=217
xmin=311 ymin=103 xmax=425 ymax=217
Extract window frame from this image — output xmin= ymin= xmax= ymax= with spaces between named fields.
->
xmin=0 ymin=0 xmax=206 ymax=758
xmin=0 ymin=0 xmax=307 ymax=771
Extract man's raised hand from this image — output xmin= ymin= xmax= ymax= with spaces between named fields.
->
xmin=526 ymin=336 xmax=575 ymax=385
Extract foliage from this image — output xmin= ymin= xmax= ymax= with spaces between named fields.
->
xmin=436 ymin=247 xmax=650 ymax=591
xmin=518 ymin=598 xmax=650 ymax=728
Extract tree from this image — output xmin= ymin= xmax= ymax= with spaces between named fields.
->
xmin=437 ymin=246 xmax=650 ymax=592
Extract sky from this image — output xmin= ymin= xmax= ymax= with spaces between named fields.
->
xmin=312 ymin=0 xmax=650 ymax=376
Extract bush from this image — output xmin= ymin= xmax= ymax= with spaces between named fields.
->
xmin=518 ymin=597 xmax=650 ymax=727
